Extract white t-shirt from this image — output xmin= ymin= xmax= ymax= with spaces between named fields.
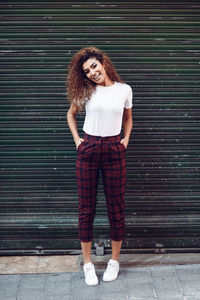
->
xmin=83 ymin=81 xmax=132 ymax=137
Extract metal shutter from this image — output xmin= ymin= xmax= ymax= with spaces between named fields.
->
xmin=0 ymin=0 xmax=199 ymax=254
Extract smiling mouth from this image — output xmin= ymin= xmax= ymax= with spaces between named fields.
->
xmin=93 ymin=73 xmax=101 ymax=80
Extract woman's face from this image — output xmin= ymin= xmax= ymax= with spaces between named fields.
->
xmin=82 ymin=57 xmax=109 ymax=86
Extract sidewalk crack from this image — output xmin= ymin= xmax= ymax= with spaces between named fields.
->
xmin=149 ymin=267 xmax=158 ymax=300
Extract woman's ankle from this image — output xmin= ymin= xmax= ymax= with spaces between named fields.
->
xmin=111 ymin=257 xmax=119 ymax=262
xmin=84 ymin=259 xmax=92 ymax=265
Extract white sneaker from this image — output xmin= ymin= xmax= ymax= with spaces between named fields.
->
xmin=103 ymin=259 xmax=119 ymax=282
xmin=83 ymin=262 xmax=98 ymax=286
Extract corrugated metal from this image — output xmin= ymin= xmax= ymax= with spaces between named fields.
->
xmin=0 ymin=0 xmax=200 ymax=254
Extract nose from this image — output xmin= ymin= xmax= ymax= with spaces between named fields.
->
xmin=90 ymin=69 xmax=96 ymax=76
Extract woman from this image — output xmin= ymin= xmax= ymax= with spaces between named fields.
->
xmin=66 ymin=47 xmax=133 ymax=286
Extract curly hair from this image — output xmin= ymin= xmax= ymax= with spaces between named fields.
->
xmin=66 ymin=46 xmax=123 ymax=111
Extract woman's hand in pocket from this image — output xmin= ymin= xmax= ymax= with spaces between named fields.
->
xmin=120 ymin=138 xmax=129 ymax=149
xmin=75 ymin=137 xmax=84 ymax=150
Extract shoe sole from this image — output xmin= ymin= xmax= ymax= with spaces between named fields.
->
xmin=103 ymin=276 xmax=118 ymax=282
xmin=85 ymin=280 xmax=99 ymax=286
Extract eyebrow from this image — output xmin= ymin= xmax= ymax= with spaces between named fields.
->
xmin=83 ymin=62 xmax=97 ymax=73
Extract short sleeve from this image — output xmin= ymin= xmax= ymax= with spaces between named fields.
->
xmin=124 ymin=86 xmax=133 ymax=109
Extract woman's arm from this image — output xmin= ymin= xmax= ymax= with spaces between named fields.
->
xmin=67 ymin=104 xmax=84 ymax=149
xmin=120 ymin=108 xmax=133 ymax=148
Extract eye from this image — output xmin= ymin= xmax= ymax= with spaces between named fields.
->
xmin=92 ymin=64 xmax=97 ymax=68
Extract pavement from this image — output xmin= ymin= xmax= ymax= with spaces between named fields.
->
xmin=0 ymin=254 xmax=200 ymax=300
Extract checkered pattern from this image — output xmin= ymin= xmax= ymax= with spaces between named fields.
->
xmin=76 ymin=133 xmax=126 ymax=242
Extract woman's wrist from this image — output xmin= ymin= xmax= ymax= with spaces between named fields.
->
xmin=123 ymin=136 xmax=130 ymax=144
xmin=73 ymin=136 xmax=80 ymax=148
xmin=74 ymin=136 xmax=80 ymax=144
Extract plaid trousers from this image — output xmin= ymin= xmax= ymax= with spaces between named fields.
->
xmin=76 ymin=132 xmax=126 ymax=242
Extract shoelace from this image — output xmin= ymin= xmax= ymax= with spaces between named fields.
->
xmin=85 ymin=266 xmax=96 ymax=279
xmin=106 ymin=261 xmax=118 ymax=273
